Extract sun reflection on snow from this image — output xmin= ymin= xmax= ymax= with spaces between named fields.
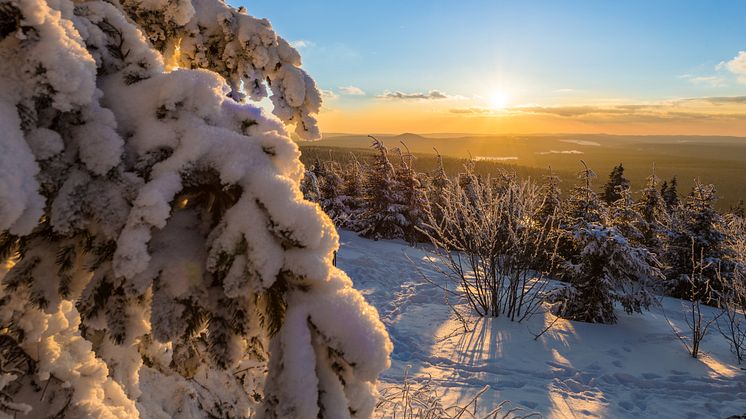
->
xmin=699 ymin=353 xmax=739 ymax=378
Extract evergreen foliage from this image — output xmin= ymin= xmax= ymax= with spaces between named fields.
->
xmin=665 ymin=181 xmax=733 ymax=304
xmin=392 ymin=148 xmax=430 ymax=244
xmin=662 ymin=176 xmax=681 ymax=213
xmin=601 ymin=163 xmax=630 ymax=205
xmin=318 ymin=161 xmax=351 ymax=225
xmin=636 ymin=171 xmax=670 ymax=260
xmin=549 ymin=163 xmax=661 ymax=324
xmin=359 ymin=138 xmax=408 ymax=240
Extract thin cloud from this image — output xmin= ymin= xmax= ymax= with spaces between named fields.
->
xmin=717 ymin=51 xmax=746 ymax=84
xmin=290 ymin=40 xmax=315 ymax=49
xmin=449 ymin=107 xmax=494 ymax=114
xmin=679 ymin=74 xmax=727 ymax=87
xmin=319 ymin=89 xmax=338 ymax=100
xmin=683 ymin=96 xmax=746 ymax=105
xmin=665 ymin=111 xmax=746 ymax=121
xmin=512 ymin=106 xmax=634 ymax=117
xmin=339 ymin=86 xmax=366 ymax=96
xmin=378 ymin=90 xmax=450 ymax=100
xmin=450 ymin=99 xmax=746 ymax=124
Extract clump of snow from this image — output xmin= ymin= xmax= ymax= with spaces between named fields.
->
xmin=0 ymin=101 xmax=43 ymax=235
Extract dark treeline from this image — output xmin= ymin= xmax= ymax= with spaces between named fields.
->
xmin=301 ymin=139 xmax=746 ymax=355
xmin=300 ymin=145 xmax=573 ymax=186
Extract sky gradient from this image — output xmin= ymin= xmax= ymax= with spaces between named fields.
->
xmin=243 ymin=1 xmax=746 ymax=135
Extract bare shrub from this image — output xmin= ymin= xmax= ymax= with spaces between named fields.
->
xmin=664 ymin=244 xmax=724 ymax=358
xmin=419 ymin=165 xmax=556 ymax=321
xmin=375 ymin=367 xmax=540 ymax=419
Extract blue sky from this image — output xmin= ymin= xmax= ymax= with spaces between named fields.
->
xmin=241 ymin=1 xmax=746 ymax=134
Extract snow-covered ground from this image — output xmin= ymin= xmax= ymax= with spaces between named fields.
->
xmin=336 ymin=230 xmax=746 ymax=418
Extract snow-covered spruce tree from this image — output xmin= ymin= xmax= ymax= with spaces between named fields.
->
xmin=610 ymin=188 xmax=645 ymax=246
xmin=426 ymin=153 xmax=452 ymax=231
xmin=0 ymin=0 xmax=391 ymax=417
xmin=359 ymin=138 xmax=406 ymax=241
xmin=300 ymin=168 xmax=321 ymax=202
xmin=661 ymin=176 xmax=681 ymax=213
xmin=537 ymin=171 xmax=562 ymax=228
xmin=338 ymin=158 xmax=366 ymax=231
xmin=300 ymin=158 xmax=325 ymax=203
xmin=457 ymin=166 xmax=482 ymax=210
xmin=550 ymin=163 xmax=660 ymax=324
xmin=392 ymin=148 xmax=429 ymax=244
xmin=309 ymin=157 xmax=325 ymax=182
xmin=600 ymin=163 xmax=630 ymax=205
xmin=665 ymin=181 xmax=733 ymax=305
xmin=318 ymin=161 xmax=350 ymax=226
xmin=635 ymin=171 xmax=670 ymax=261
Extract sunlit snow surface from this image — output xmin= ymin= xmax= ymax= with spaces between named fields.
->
xmin=336 ymin=230 xmax=746 ymax=418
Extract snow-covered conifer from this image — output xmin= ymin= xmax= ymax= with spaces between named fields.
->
xmin=359 ymin=138 xmax=407 ymax=240
xmin=339 ymin=158 xmax=366 ymax=231
xmin=0 ymin=0 xmax=390 ymax=416
xmin=537 ymin=171 xmax=562 ymax=227
xmin=318 ymin=161 xmax=350 ymax=225
xmin=665 ymin=181 xmax=733 ymax=304
xmin=392 ymin=148 xmax=429 ymax=244
xmin=565 ymin=162 xmax=607 ymax=224
xmin=601 ymin=163 xmax=630 ymax=205
xmin=611 ymin=188 xmax=645 ymax=245
xmin=662 ymin=176 xmax=681 ymax=213
xmin=635 ymin=171 xmax=670 ymax=260
xmin=426 ymin=153 xmax=452 ymax=229
xmin=300 ymin=169 xmax=321 ymax=202
xmin=550 ymin=163 xmax=660 ymax=324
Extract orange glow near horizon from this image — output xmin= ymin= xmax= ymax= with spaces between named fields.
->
xmin=317 ymin=101 xmax=746 ymax=136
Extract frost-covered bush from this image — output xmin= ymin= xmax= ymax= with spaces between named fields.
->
xmin=0 ymin=0 xmax=391 ymax=416
xmin=420 ymin=165 xmax=554 ymax=321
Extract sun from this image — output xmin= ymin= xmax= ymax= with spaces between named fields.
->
xmin=489 ymin=90 xmax=510 ymax=109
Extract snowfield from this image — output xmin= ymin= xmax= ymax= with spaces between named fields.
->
xmin=336 ymin=230 xmax=746 ymax=418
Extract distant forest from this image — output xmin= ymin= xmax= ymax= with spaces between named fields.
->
xmin=300 ymin=132 xmax=746 ymax=208
xmin=300 ymin=143 xmax=745 ymax=211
